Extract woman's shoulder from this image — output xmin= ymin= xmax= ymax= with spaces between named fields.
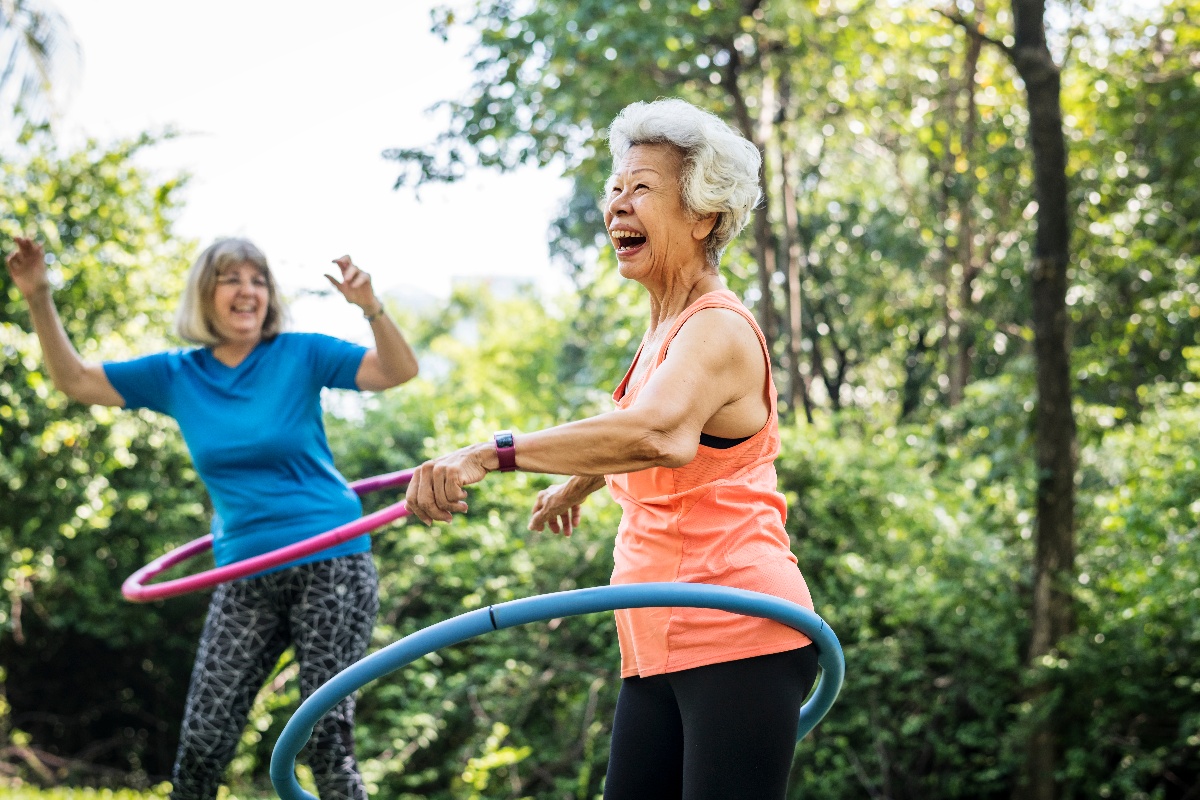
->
xmin=123 ymin=345 xmax=204 ymax=368
xmin=677 ymin=290 xmax=759 ymax=337
xmin=267 ymin=332 xmax=366 ymax=372
xmin=686 ymin=288 xmax=744 ymax=314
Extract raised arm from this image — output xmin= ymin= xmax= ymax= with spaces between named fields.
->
xmin=406 ymin=307 xmax=768 ymax=524
xmin=326 ymin=255 xmax=419 ymax=391
xmin=4 ymin=237 xmax=125 ymax=407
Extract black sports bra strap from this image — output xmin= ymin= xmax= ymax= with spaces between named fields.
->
xmin=699 ymin=431 xmax=753 ymax=449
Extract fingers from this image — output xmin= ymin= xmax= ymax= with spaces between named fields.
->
xmin=527 ymin=487 xmax=581 ymax=537
xmin=528 ymin=490 xmax=551 ymax=532
xmin=16 ymin=237 xmax=43 ymax=260
xmin=6 ymin=237 xmax=47 ymax=288
xmin=404 ymin=457 xmax=471 ymax=526
xmin=528 ymin=496 xmax=549 ymax=532
xmin=328 ymin=256 xmax=373 ymax=304
xmin=6 ymin=236 xmax=31 ymax=269
xmin=332 ymin=256 xmax=370 ymax=285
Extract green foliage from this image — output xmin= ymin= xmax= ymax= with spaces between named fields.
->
xmin=392 ymin=0 xmax=1043 ymax=414
xmin=1057 ymin=390 xmax=1200 ymax=798
xmin=4 ymin=221 xmax=1200 ymax=797
xmin=1 ymin=131 xmax=207 ymax=783
xmin=4 ymin=0 xmax=1200 ymax=798
xmin=1067 ymin=0 xmax=1200 ymax=413
xmin=776 ymin=411 xmax=1027 ymax=799
xmin=2 ymin=787 xmax=172 ymax=800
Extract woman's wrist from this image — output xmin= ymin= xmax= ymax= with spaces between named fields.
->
xmin=472 ymin=441 xmax=501 ymax=473
xmin=362 ymin=298 xmax=385 ymax=322
xmin=24 ymin=282 xmax=53 ymax=302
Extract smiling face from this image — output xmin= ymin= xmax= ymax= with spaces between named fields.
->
xmin=207 ymin=260 xmax=270 ymax=346
xmin=604 ymin=143 xmax=716 ymax=285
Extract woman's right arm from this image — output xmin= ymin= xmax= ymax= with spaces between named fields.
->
xmin=5 ymin=237 xmax=125 ymax=407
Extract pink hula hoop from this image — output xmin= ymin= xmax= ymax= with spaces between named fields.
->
xmin=121 ymin=468 xmax=414 ymax=603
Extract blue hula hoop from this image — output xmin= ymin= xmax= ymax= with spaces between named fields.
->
xmin=270 ymin=582 xmax=845 ymax=800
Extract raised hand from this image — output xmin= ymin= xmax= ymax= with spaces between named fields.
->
xmin=5 ymin=236 xmax=50 ymax=298
xmin=325 ymin=255 xmax=381 ymax=314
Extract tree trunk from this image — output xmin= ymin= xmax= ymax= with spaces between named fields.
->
xmin=952 ymin=30 xmax=983 ymax=404
xmin=780 ymin=151 xmax=813 ymax=423
xmin=777 ymin=73 xmax=814 ymax=423
xmin=724 ymin=43 xmax=778 ymax=349
xmin=1007 ymin=0 xmax=1077 ymax=797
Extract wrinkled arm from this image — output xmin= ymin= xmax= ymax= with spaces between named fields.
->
xmin=406 ymin=308 xmax=766 ymax=524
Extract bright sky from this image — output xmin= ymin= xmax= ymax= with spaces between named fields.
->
xmin=51 ymin=0 xmax=573 ymax=340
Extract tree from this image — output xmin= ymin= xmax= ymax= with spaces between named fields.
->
xmin=1 ymin=131 xmax=206 ymax=784
xmin=1002 ymin=4 xmax=1076 ymax=798
xmin=0 ymin=0 xmax=81 ymax=135
xmin=944 ymin=1 xmax=1076 ymax=796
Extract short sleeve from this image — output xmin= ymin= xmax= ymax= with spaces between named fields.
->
xmin=103 ymin=352 xmax=174 ymax=414
xmin=299 ymin=333 xmax=368 ymax=391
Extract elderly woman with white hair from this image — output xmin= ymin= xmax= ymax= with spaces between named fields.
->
xmin=405 ymin=97 xmax=818 ymax=799
xmin=5 ymin=235 xmax=418 ymax=800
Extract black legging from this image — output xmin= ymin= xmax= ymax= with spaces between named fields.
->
xmin=604 ymin=645 xmax=820 ymax=800
xmin=170 ymin=552 xmax=379 ymax=800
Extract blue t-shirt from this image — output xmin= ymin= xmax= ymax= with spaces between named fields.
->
xmin=104 ymin=332 xmax=370 ymax=569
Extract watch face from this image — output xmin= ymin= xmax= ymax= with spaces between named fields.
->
xmin=496 ymin=431 xmax=515 ymax=448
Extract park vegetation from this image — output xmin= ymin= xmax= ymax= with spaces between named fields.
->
xmin=2 ymin=0 xmax=1198 ymax=798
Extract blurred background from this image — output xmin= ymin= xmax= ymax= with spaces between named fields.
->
xmin=1 ymin=0 xmax=1198 ymax=798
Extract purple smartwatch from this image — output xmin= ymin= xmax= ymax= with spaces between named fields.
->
xmin=493 ymin=430 xmax=517 ymax=472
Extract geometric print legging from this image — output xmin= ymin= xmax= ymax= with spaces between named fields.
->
xmin=170 ymin=552 xmax=379 ymax=800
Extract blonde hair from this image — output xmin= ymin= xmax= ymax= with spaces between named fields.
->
xmin=175 ymin=238 xmax=287 ymax=345
xmin=607 ymin=98 xmax=762 ymax=265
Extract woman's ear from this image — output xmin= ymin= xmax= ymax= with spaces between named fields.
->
xmin=692 ymin=212 xmax=719 ymax=242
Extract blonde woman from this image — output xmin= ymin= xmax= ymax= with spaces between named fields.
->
xmin=5 ymin=236 xmax=417 ymax=800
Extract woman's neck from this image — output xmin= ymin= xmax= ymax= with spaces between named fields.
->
xmin=645 ymin=269 xmax=725 ymax=332
xmin=210 ymin=337 xmax=261 ymax=367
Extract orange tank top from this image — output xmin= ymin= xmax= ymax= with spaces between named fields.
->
xmin=605 ymin=289 xmax=814 ymax=678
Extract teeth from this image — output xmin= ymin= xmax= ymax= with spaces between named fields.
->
xmin=611 ymin=230 xmax=642 ymax=239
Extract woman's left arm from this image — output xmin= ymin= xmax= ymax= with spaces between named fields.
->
xmin=326 ymin=255 xmax=419 ymax=390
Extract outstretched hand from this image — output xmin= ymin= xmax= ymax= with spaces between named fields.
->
xmin=5 ymin=236 xmax=50 ymax=298
xmin=326 ymin=255 xmax=380 ymax=313
xmin=405 ymin=443 xmax=492 ymax=525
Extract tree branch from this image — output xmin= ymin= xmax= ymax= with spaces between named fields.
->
xmin=1142 ymin=52 xmax=1200 ymax=83
xmin=937 ymin=8 xmax=1014 ymax=57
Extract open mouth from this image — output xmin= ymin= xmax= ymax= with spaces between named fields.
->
xmin=611 ymin=229 xmax=647 ymax=253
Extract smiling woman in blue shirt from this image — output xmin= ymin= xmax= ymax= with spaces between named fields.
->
xmin=5 ymin=235 xmax=418 ymax=800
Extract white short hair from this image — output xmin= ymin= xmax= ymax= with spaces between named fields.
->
xmin=607 ymin=98 xmax=762 ymax=265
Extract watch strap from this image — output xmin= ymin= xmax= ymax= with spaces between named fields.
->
xmin=493 ymin=430 xmax=517 ymax=472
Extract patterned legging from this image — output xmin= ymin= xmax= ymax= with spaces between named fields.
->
xmin=170 ymin=552 xmax=379 ymax=800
